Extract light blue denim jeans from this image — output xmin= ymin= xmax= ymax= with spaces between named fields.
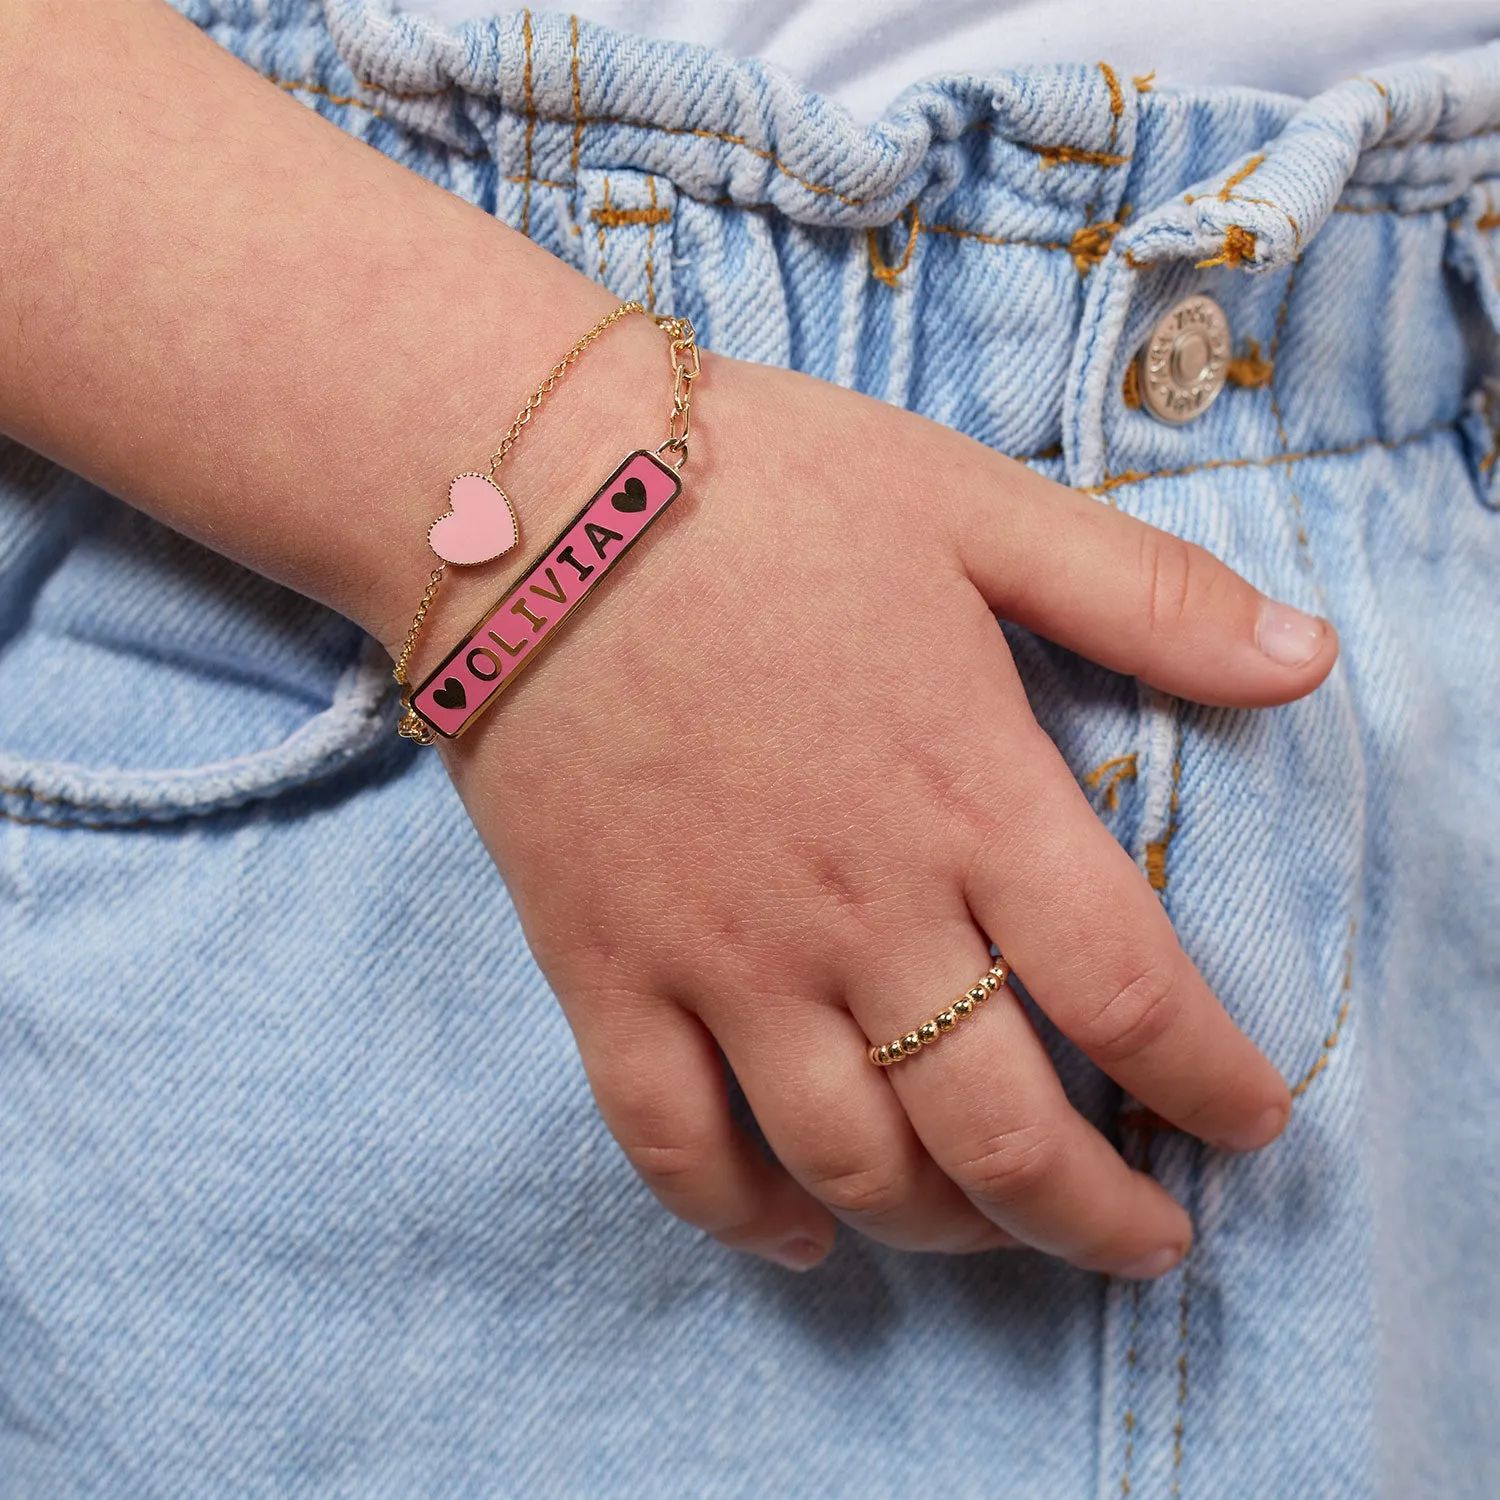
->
xmin=4 ymin=3 xmax=1500 ymax=1494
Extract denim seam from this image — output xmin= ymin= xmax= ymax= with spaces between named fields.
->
xmin=1031 ymin=144 xmax=1133 ymax=170
xmin=0 ymin=642 xmax=397 ymax=823
xmin=1359 ymin=76 xmax=1395 ymax=129
xmin=0 ymin=740 xmax=388 ymax=819
xmin=1111 ymin=770 xmax=1358 ymax=1500
xmin=1217 ymin=152 xmax=1267 ymax=203
xmin=588 ymin=203 xmax=671 ymax=228
xmin=1159 ymin=715 xmax=1192 ymax=1500
xmin=1266 ymin=261 xmax=1319 ymax=575
xmin=1133 ymin=709 xmax=1185 ymax=1496
xmin=1334 ymin=203 xmax=1455 ymax=218
xmin=1290 ymin=920 xmax=1358 ymax=1098
xmin=1104 ymin=688 xmax=1185 ymax=1500
xmin=1121 ymin=1276 xmax=1143 ymax=1496
xmin=270 ymin=77 xmax=488 ymax=159
xmin=1172 ymin=1260 xmax=1191 ymax=1495
xmin=0 ymin=749 xmax=382 ymax=826
xmin=0 ymin=739 xmax=383 ymax=828
xmin=1107 ymin=930 xmax=1358 ymax=1497
xmin=646 ymin=175 xmax=662 ymax=312
xmin=595 ymin=175 xmax=611 ymax=281
xmin=1091 ymin=415 xmax=1457 ymax=496
xmin=0 ymin=807 xmax=162 ymax=830
xmin=0 ymin=780 xmax=107 ymax=811
xmin=516 ymin=111 xmax=880 ymax=209
xmin=1065 ymin=211 xmax=1139 ymax=485
xmin=569 ymin=12 xmax=584 ymax=189
xmin=506 ymin=172 xmax=573 ymax=190
xmin=1080 ymin=63 xmax=1125 ymax=228
xmin=871 ymin=208 xmax=1131 ymax=286
xmin=1110 ymin=927 xmax=1359 ymax=1127
xmin=520 ymin=8 xmax=536 ymax=236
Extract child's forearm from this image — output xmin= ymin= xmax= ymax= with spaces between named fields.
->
xmin=0 ymin=0 xmax=656 ymax=657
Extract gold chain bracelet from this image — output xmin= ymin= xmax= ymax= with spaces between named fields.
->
xmin=392 ymin=302 xmax=699 ymax=744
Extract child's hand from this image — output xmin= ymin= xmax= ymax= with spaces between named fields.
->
xmin=433 ymin=351 xmax=1335 ymax=1279
xmin=0 ymin=0 xmax=1330 ymax=1279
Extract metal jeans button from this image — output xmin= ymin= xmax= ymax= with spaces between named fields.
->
xmin=1137 ymin=294 xmax=1231 ymax=424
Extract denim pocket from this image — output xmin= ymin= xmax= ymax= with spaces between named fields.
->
xmin=0 ymin=443 xmax=397 ymax=829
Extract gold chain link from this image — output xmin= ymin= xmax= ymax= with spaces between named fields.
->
xmin=654 ymin=316 xmax=700 ymax=470
xmin=393 ymin=302 xmax=698 ymax=744
xmin=483 ymin=299 xmax=649 ymax=478
xmin=391 ymin=562 xmax=447 ymax=691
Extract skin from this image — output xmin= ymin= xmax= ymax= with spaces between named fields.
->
xmin=0 ymin=0 xmax=1337 ymax=1278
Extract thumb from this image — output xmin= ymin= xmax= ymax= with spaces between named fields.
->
xmin=954 ymin=456 xmax=1338 ymax=709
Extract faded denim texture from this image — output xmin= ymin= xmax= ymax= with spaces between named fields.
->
xmin=2 ymin=2 xmax=1499 ymax=1494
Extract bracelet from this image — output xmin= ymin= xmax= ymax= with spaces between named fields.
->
xmin=392 ymin=301 xmax=699 ymax=744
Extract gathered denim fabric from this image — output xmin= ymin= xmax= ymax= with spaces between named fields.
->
xmin=3 ymin=2 xmax=1499 ymax=1494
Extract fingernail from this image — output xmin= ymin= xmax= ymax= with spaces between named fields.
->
xmin=768 ymin=1236 xmax=827 ymax=1272
xmin=1117 ymin=1244 xmax=1186 ymax=1280
xmin=1213 ymin=1103 xmax=1289 ymax=1153
xmin=1256 ymin=598 xmax=1326 ymax=667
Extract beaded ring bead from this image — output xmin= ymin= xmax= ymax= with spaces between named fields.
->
xmin=868 ymin=957 xmax=1012 ymax=1066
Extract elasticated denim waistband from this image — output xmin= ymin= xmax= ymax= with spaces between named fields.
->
xmin=183 ymin=1 xmax=1500 ymax=251
xmin=176 ymin=3 xmax=1500 ymax=474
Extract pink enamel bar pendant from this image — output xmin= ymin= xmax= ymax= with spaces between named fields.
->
xmin=408 ymin=449 xmax=682 ymax=739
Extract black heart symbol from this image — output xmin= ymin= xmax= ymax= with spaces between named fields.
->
xmin=611 ymin=476 xmax=648 ymax=512
xmin=432 ymin=677 xmax=467 ymax=711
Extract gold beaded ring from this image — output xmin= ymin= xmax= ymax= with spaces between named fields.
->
xmin=868 ymin=956 xmax=1012 ymax=1066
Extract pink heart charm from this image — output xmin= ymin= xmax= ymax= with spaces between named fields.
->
xmin=428 ymin=473 xmax=520 ymax=566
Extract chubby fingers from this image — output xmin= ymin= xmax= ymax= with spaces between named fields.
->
xmin=568 ymin=986 xmax=838 ymax=1270
xmin=952 ymin=452 xmax=1338 ymax=708
xmin=961 ymin=692 xmax=1292 ymax=1150
xmin=701 ymin=983 xmax=1020 ymax=1255
xmin=846 ymin=919 xmax=1192 ymax=1276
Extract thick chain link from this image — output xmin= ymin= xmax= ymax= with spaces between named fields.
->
xmin=654 ymin=316 xmax=700 ymax=470
xmin=393 ymin=303 xmax=698 ymax=744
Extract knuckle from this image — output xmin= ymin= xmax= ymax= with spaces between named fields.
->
xmin=952 ymin=1120 xmax=1061 ymax=1209
xmin=622 ymin=1138 xmax=764 ymax=1246
xmin=801 ymin=1158 xmax=908 ymax=1221
xmin=1140 ymin=528 xmax=1200 ymax=639
xmin=619 ymin=1133 xmax=715 ymax=1197
xmin=1084 ymin=956 xmax=1187 ymax=1066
